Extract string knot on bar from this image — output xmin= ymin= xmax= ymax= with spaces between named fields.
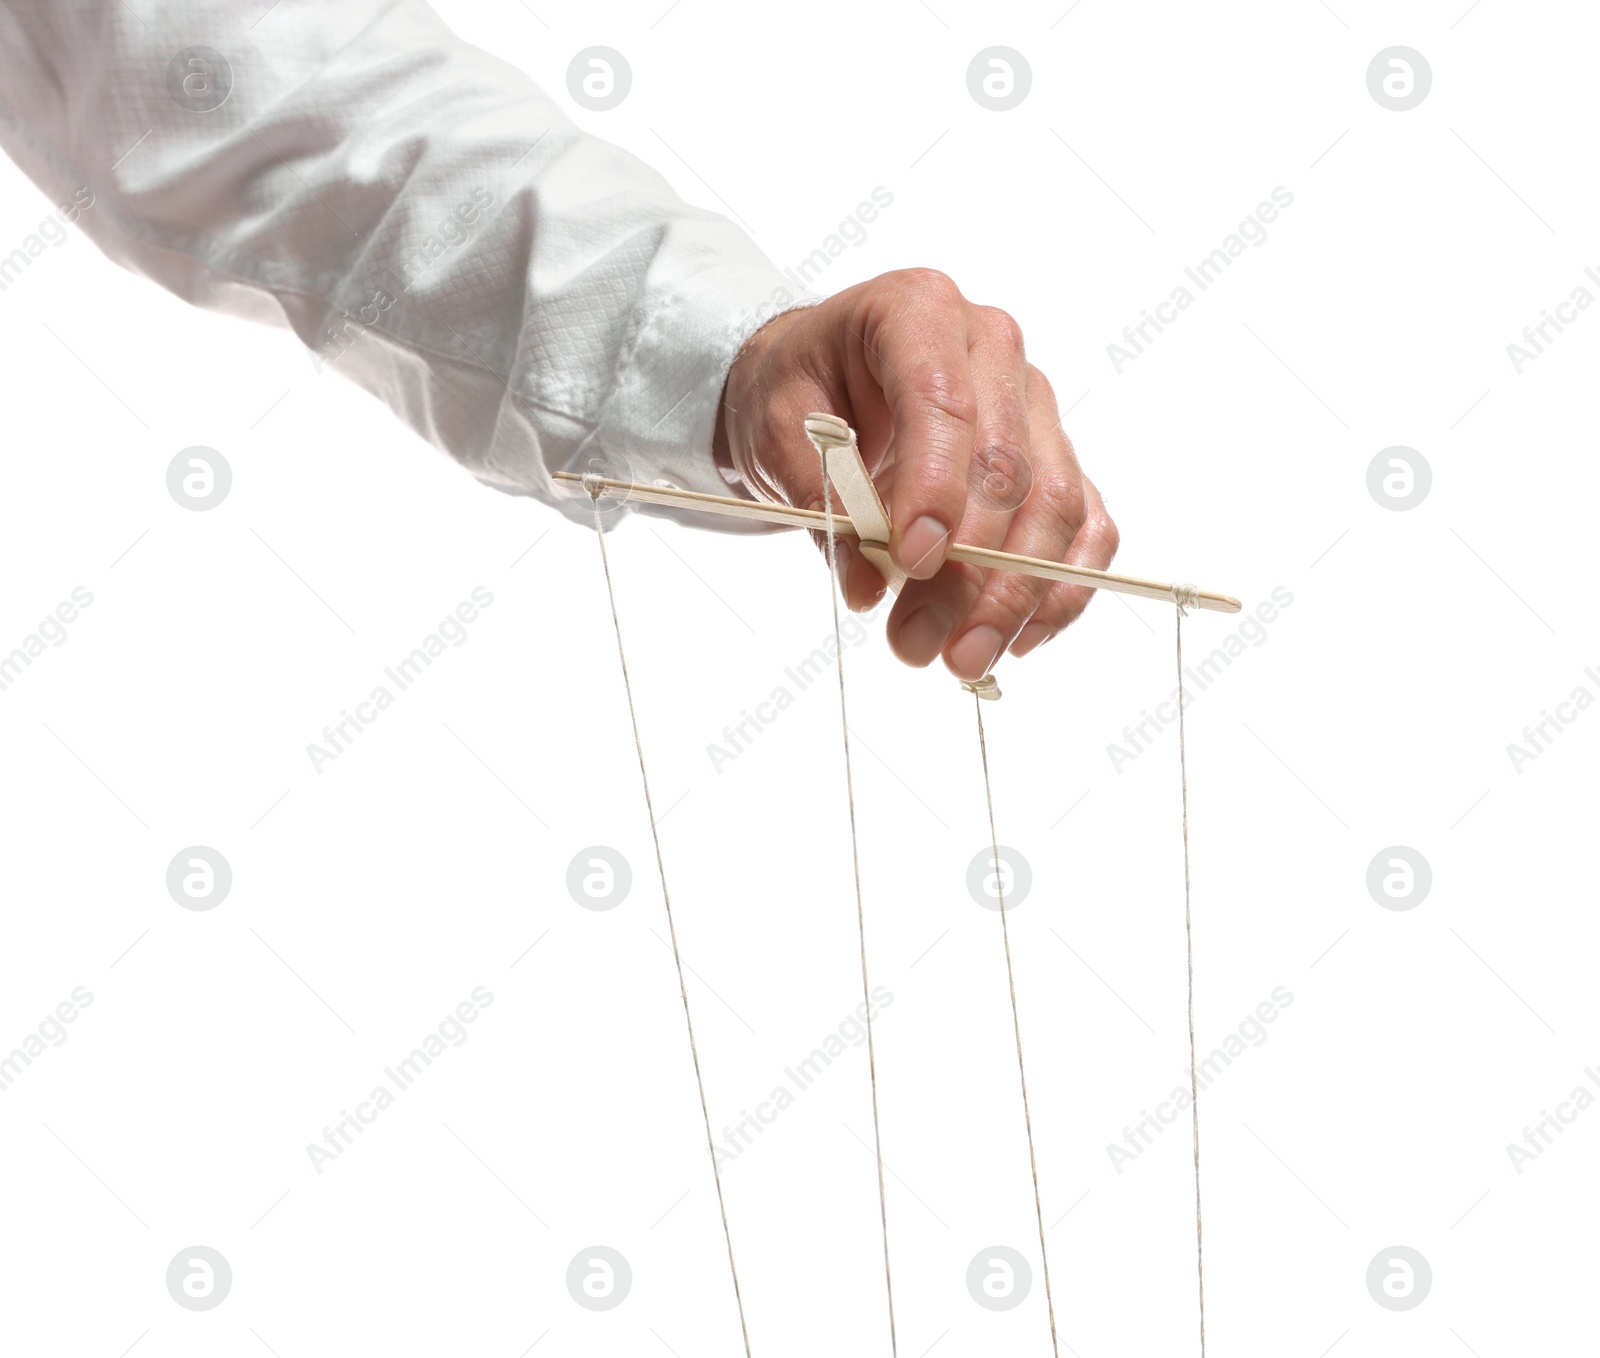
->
xmin=961 ymin=674 xmax=1002 ymax=701
xmin=1171 ymin=582 xmax=1200 ymax=615
xmin=580 ymin=471 xmax=605 ymax=499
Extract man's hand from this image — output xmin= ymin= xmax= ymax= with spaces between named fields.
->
xmin=714 ymin=269 xmax=1120 ymax=680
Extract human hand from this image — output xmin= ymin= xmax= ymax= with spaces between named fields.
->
xmin=713 ymin=269 xmax=1120 ymax=680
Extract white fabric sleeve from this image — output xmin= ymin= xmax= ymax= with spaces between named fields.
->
xmin=0 ymin=0 xmax=807 ymax=530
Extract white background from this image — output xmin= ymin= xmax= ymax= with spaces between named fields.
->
xmin=1 ymin=1 xmax=1595 ymax=1355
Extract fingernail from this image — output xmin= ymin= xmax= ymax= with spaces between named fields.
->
xmin=832 ymin=537 xmax=855 ymax=592
xmin=1010 ymin=620 xmax=1052 ymax=658
xmin=893 ymin=604 xmax=956 ymax=666
xmin=851 ymin=575 xmax=888 ymax=614
xmin=949 ymin=624 xmax=1005 ymax=681
xmin=899 ymin=515 xmax=951 ymax=579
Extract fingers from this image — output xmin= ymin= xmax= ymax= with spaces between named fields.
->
xmin=841 ymin=538 xmax=891 ymax=611
xmin=937 ymin=364 xmax=1089 ymax=679
xmin=885 ymin=306 xmax=1032 ymax=668
xmin=818 ymin=529 xmax=892 ymax=614
xmin=1010 ymin=473 xmax=1121 ymax=657
xmin=718 ymin=301 xmax=897 ymax=611
xmin=858 ymin=270 xmax=979 ymax=581
xmin=715 ymin=274 xmax=1117 ymax=667
xmin=719 ymin=320 xmax=864 ymax=598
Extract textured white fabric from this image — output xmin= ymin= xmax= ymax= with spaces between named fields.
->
xmin=0 ymin=1 xmax=804 ymax=530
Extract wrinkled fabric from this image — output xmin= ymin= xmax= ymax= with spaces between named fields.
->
xmin=0 ymin=1 xmax=802 ymax=529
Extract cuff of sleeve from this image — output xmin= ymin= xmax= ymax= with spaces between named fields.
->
xmin=587 ymin=253 xmax=812 ymax=533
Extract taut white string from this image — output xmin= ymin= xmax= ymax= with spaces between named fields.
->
xmin=968 ymin=680 xmax=1060 ymax=1358
xmin=816 ymin=452 xmax=899 ymax=1358
xmin=584 ymin=477 xmax=753 ymax=1357
xmin=1172 ymin=583 xmax=1206 ymax=1358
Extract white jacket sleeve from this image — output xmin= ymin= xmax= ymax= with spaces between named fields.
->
xmin=0 ymin=0 xmax=803 ymax=529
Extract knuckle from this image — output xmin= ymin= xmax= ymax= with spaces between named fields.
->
xmin=1025 ymin=362 xmax=1056 ymax=405
xmin=1101 ymin=515 xmax=1122 ymax=560
xmin=1088 ymin=506 xmax=1121 ymax=560
xmin=986 ymin=573 xmax=1049 ymax=628
xmin=1035 ymin=467 xmax=1087 ymax=529
xmin=977 ymin=305 xmax=1025 ymax=353
xmin=974 ymin=433 xmax=1030 ymax=475
xmin=898 ymin=266 xmax=964 ymax=308
xmin=913 ymin=369 xmax=979 ymax=432
xmin=1033 ymin=586 xmax=1087 ymax=630
xmin=970 ymin=435 xmax=1033 ymax=512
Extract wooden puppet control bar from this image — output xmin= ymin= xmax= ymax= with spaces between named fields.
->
xmin=554 ymin=414 xmax=1242 ymax=615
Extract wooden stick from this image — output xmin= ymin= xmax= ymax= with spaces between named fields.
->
xmin=807 ymin=413 xmax=908 ymax=596
xmin=553 ymin=467 xmax=1242 ymax=616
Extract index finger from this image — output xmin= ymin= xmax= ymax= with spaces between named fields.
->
xmin=857 ymin=270 xmax=978 ymax=580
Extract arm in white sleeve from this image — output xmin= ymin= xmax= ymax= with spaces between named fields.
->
xmin=0 ymin=0 xmax=804 ymax=529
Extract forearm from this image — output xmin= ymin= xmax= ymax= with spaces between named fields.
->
xmin=0 ymin=0 xmax=796 ymax=528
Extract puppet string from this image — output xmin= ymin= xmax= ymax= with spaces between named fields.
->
xmin=1173 ymin=585 xmax=1206 ymax=1358
xmin=585 ymin=478 xmax=753 ymax=1358
xmin=816 ymin=453 xmax=899 ymax=1358
xmin=970 ymin=684 xmax=1060 ymax=1358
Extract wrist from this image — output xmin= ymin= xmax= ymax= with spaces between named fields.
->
xmin=712 ymin=381 xmax=745 ymax=493
xmin=714 ymin=311 xmax=788 ymax=504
